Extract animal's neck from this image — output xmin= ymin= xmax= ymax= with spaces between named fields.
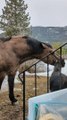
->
xmin=12 ymin=43 xmax=35 ymax=64
xmin=17 ymin=52 xmax=33 ymax=64
xmin=8 ymin=37 xmax=45 ymax=65
xmin=54 ymin=64 xmax=61 ymax=72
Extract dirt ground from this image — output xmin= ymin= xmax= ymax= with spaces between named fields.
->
xmin=0 ymin=76 xmax=47 ymax=120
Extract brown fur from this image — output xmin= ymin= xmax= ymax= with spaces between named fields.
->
xmin=0 ymin=36 xmax=65 ymax=104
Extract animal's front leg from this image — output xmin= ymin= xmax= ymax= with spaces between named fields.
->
xmin=8 ymin=75 xmax=17 ymax=105
xmin=0 ymin=73 xmax=5 ymax=89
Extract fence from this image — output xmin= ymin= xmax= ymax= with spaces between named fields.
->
xmin=18 ymin=42 xmax=67 ymax=120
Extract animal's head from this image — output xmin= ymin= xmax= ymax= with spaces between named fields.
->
xmin=10 ymin=36 xmax=65 ymax=67
xmin=53 ymin=61 xmax=62 ymax=72
xmin=35 ymin=42 xmax=65 ymax=67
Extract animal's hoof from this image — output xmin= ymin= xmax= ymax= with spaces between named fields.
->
xmin=11 ymin=98 xmax=18 ymax=105
xmin=12 ymin=101 xmax=19 ymax=105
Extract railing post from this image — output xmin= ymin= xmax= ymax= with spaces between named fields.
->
xmin=23 ymin=71 xmax=25 ymax=120
xmin=47 ymin=56 xmax=50 ymax=93
xmin=35 ymin=64 xmax=37 ymax=96
xmin=59 ymin=47 xmax=62 ymax=89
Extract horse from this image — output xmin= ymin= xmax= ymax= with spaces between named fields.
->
xmin=0 ymin=35 xmax=65 ymax=104
xmin=50 ymin=61 xmax=67 ymax=92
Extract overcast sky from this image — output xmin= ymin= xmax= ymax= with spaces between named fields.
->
xmin=0 ymin=0 xmax=67 ymax=27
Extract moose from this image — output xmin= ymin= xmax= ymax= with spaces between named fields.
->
xmin=0 ymin=36 xmax=65 ymax=104
xmin=50 ymin=61 xmax=67 ymax=92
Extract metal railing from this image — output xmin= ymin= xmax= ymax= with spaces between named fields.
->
xmin=18 ymin=42 xmax=67 ymax=120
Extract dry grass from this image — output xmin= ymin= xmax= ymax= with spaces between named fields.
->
xmin=0 ymin=76 xmax=47 ymax=120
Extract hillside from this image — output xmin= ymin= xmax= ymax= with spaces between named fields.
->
xmin=31 ymin=26 xmax=67 ymax=43
xmin=0 ymin=26 xmax=67 ymax=43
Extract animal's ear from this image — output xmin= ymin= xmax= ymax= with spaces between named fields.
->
xmin=40 ymin=43 xmax=46 ymax=49
xmin=40 ymin=42 xmax=53 ymax=49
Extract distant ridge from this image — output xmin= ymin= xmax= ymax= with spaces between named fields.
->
xmin=31 ymin=26 xmax=67 ymax=43
xmin=0 ymin=26 xmax=67 ymax=43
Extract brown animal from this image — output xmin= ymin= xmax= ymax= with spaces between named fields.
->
xmin=0 ymin=36 xmax=65 ymax=104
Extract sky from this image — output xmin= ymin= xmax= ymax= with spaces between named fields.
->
xmin=0 ymin=0 xmax=67 ymax=28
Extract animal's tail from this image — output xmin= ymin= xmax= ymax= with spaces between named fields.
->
xmin=0 ymin=36 xmax=12 ymax=42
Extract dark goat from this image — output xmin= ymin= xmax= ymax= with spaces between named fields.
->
xmin=0 ymin=36 xmax=65 ymax=104
xmin=50 ymin=62 xmax=67 ymax=92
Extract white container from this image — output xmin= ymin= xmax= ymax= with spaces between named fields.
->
xmin=28 ymin=89 xmax=67 ymax=120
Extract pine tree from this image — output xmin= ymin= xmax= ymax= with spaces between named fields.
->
xmin=0 ymin=0 xmax=30 ymax=36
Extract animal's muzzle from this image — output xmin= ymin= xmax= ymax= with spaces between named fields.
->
xmin=51 ymin=52 xmax=65 ymax=67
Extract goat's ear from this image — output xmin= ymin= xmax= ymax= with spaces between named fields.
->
xmin=40 ymin=43 xmax=46 ymax=49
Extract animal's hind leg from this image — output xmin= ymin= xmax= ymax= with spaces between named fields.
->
xmin=0 ymin=79 xmax=4 ymax=89
xmin=8 ymin=75 xmax=17 ymax=105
